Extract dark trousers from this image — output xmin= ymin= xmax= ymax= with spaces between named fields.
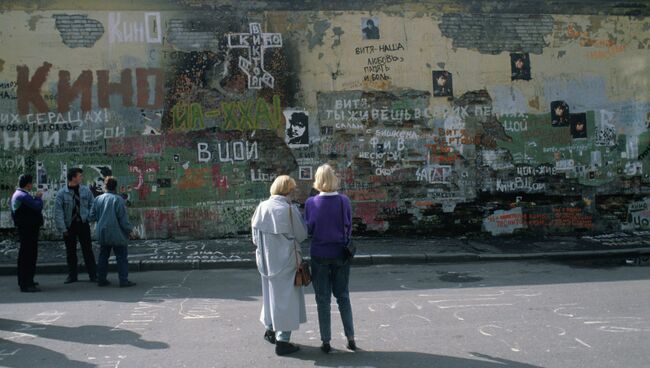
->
xmin=17 ymin=227 xmax=39 ymax=288
xmin=97 ymin=244 xmax=129 ymax=285
xmin=64 ymin=221 xmax=96 ymax=279
xmin=311 ymin=256 xmax=355 ymax=343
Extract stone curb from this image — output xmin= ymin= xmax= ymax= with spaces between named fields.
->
xmin=1 ymin=248 xmax=648 ymax=276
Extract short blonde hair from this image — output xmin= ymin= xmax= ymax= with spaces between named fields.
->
xmin=270 ymin=175 xmax=296 ymax=196
xmin=313 ymin=164 xmax=340 ymax=193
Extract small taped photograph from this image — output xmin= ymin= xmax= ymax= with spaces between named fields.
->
xmin=432 ymin=71 xmax=453 ymax=98
xmin=570 ymin=113 xmax=588 ymax=139
xmin=510 ymin=53 xmax=531 ymax=81
xmin=361 ymin=17 xmax=380 ymax=40
xmin=551 ymin=101 xmax=570 ymax=127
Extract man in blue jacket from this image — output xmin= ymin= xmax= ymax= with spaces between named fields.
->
xmin=89 ymin=176 xmax=136 ymax=287
xmin=54 ymin=167 xmax=97 ymax=284
xmin=11 ymin=174 xmax=44 ymax=292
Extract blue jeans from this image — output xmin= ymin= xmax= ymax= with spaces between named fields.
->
xmin=311 ymin=256 xmax=354 ymax=343
xmin=97 ymin=245 xmax=128 ymax=285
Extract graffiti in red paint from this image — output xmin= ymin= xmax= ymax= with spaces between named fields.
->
xmin=211 ymin=165 xmax=229 ymax=191
xmin=178 ymin=167 xmax=209 ymax=189
xmin=16 ymin=62 xmax=164 ymax=114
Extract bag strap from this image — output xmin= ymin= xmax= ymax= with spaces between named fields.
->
xmin=339 ymin=195 xmax=348 ymax=244
xmin=288 ymin=203 xmax=301 ymax=267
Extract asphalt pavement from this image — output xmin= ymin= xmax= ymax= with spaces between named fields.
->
xmin=1 ymin=259 xmax=649 ymax=367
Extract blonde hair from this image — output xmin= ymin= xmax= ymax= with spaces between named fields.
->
xmin=313 ymin=164 xmax=340 ymax=193
xmin=270 ymin=175 xmax=296 ymax=196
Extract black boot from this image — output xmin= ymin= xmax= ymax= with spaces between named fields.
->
xmin=20 ymin=286 xmax=41 ymax=293
xmin=264 ymin=330 xmax=276 ymax=344
xmin=321 ymin=342 xmax=332 ymax=354
xmin=347 ymin=339 xmax=357 ymax=351
xmin=275 ymin=341 xmax=300 ymax=356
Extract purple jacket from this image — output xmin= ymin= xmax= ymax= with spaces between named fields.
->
xmin=11 ymin=189 xmax=44 ymax=229
xmin=304 ymin=192 xmax=352 ymax=258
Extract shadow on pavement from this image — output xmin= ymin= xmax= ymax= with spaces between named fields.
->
xmin=286 ymin=346 xmax=542 ymax=367
xmin=0 ymin=318 xmax=169 ymax=350
xmin=0 ymin=338 xmax=95 ymax=368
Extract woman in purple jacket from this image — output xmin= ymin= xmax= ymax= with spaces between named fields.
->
xmin=304 ymin=164 xmax=356 ymax=353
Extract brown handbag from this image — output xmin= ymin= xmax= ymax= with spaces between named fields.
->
xmin=289 ymin=204 xmax=311 ymax=287
xmin=295 ymin=259 xmax=311 ymax=287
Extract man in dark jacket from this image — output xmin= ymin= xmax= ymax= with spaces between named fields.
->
xmin=54 ymin=168 xmax=97 ymax=284
xmin=11 ymin=174 xmax=44 ymax=292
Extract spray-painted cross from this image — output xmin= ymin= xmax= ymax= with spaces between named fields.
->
xmin=227 ymin=23 xmax=283 ymax=89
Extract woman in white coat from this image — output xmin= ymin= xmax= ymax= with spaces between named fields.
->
xmin=252 ymin=175 xmax=308 ymax=356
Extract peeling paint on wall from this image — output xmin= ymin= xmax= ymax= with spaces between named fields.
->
xmin=439 ymin=13 xmax=554 ymax=54
xmin=332 ymin=26 xmax=344 ymax=49
xmin=307 ymin=19 xmax=331 ymax=50
xmin=27 ymin=15 xmax=44 ymax=31
xmin=52 ymin=14 xmax=104 ymax=48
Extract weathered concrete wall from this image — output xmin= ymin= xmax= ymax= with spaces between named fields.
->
xmin=0 ymin=1 xmax=649 ymax=239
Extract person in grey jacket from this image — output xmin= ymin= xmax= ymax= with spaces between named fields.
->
xmin=54 ymin=168 xmax=97 ymax=284
xmin=89 ymin=176 xmax=136 ymax=288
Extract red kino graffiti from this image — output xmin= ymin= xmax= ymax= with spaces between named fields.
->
xmin=16 ymin=62 xmax=164 ymax=114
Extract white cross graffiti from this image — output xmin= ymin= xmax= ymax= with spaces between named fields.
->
xmin=227 ymin=23 xmax=282 ymax=89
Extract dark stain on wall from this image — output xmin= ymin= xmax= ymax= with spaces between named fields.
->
xmin=162 ymin=51 xmax=223 ymax=131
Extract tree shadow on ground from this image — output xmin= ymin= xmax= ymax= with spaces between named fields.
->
xmin=0 ymin=318 xmax=168 ymax=349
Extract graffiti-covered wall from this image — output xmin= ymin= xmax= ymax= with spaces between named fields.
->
xmin=1 ymin=1 xmax=649 ymax=239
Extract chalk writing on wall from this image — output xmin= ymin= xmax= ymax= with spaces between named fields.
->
xmin=0 ymin=8 xmax=648 ymax=241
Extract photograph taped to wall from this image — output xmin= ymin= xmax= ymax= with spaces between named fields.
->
xmin=570 ymin=113 xmax=588 ymax=139
xmin=284 ymin=109 xmax=309 ymax=148
xmin=551 ymin=101 xmax=570 ymax=127
xmin=361 ymin=17 xmax=380 ymax=40
xmin=510 ymin=53 xmax=531 ymax=81
xmin=432 ymin=71 xmax=453 ymax=97
xmin=88 ymin=165 xmax=113 ymax=196
xmin=36 ymin=161 xmax=48 ymax=190
xmin=299 ymin=166 xmax=313 ymax=180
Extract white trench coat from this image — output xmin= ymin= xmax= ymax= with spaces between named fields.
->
xmin=252 ymin=195 xmax=308 ymax=332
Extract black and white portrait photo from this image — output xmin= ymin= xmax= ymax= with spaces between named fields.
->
xmin=432 ymin=71 xmax=453 ymax=97
xmin=284 ymin=109 xmax=309 ymax=148
xmin=299 ymin=166 xmax=313 ymax=181
xmin=570 ymin=113 xmax=588 ymax=139
xmin=361 ymin=17 xmax=380 ymax=40
xmin=510 ymin=53 xmax=531 ymax=81
xmin=551 ymin=101 xmax=570 ymax=127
